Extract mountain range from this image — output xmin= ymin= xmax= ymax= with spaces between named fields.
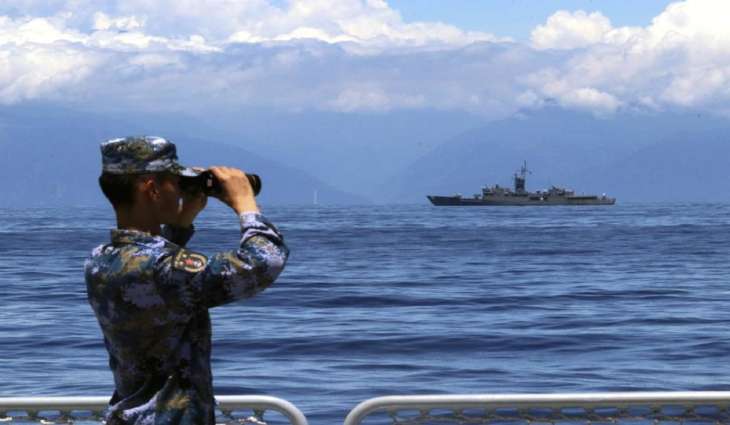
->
xmin=0 ymin=104 xmax=363 ymax=207
xmin=390 ymin=107 xmax=730 ymax=203
xmin=1 ymin=103 xmax=728 ymax=206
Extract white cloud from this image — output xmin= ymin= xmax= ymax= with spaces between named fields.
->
xmin=0 ymin=43 xmax=97 ymax=104
xmin=0 ymin=0 xmax=730 ymax=118
xmin=562 ymin=88 xmax=621 ymax=114
xmin=127 ymin=53 xmax=182 ymax=69
xmin=1 ymin=0 xmax=501 ymax=47
xmin=273 ymin=27 xmax=357 ymax=44
xmin=0 ymin=16 xmax=96 ymax=103
xmin=647 ymin=0 xmax=730 ymax=49
xmin=92 ymin=12 xmax=144 ymax=31
xmin=531 ymin=10 xmax=616 ymax=50
xmin=662 ymin=66 xmax=730 ymax=107
xmin=0 ymin=15 xmax=84 ymax=45
xmin=329 ymin=86 xmax=391 ymax=111
xmin=328 ymin=85 xmax=426 ymax=112
xmin=526 ymin=0 xmax=730 ymax=114
xmin=0 ymin=0 xmax=508 ymax=115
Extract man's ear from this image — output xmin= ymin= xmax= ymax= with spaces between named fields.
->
xmin=138 ymin=175 xmax=159 ymax=201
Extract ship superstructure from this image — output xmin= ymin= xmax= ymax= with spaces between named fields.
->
xmin=427 ymin=161 xmax=615 ymax=206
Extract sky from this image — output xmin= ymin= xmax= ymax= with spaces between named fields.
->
xmin=1 ymin=0 xmax=729 ymax=119
xmin=388 ymin=1 xmax=676 ymax=41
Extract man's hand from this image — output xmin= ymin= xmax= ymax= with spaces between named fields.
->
xmin=176 ymin=188 xmax=208 ymax=228
xmin=209 ymin=166 xmax=259 ymax=214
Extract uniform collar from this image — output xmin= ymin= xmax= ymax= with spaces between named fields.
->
xmin=111 ymin=228 xmax=160 ymax=245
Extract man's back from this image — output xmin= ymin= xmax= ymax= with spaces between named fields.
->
xmin=87 ymin=216 xmax=287 ymax=424
xmin=87 ymin=227 xmax=215 ymax=424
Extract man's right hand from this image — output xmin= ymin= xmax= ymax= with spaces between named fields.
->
xmin=208 ymin=166 xmax=259 ymax=214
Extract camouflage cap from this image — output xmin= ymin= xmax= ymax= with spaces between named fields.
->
xmin=100 ymin=136 xmax=198 ymax=176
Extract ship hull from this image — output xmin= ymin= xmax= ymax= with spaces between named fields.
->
xmin=427 ymin=195 xmax=615 ymax=206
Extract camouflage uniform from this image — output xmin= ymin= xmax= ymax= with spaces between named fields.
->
xmin=85 ymin=136 xmax=289 ymax=425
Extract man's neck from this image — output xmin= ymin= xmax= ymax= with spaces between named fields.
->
xmin=115 ymin=206 xmax=162 ymax=235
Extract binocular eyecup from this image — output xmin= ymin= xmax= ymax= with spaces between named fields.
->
xmin=180 ymin=171 xmax=261 ymax=197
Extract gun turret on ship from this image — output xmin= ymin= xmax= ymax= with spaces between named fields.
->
xmin=427 ymin=161 xmax=615 ymax=206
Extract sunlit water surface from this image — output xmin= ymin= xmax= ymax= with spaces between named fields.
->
xmin=2 ymin=204 xmax=730 ymax=423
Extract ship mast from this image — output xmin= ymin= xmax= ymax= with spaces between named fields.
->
xmin=514 ymin=160 xmax=530 ymax=193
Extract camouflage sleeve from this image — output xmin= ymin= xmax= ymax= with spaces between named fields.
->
xmin=160 ymin=224 xmax=195 ymax=246
xmin=154 ymin=213 xmax=288 ymax=311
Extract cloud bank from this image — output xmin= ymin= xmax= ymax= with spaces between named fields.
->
xmin=528 ymin=0 xmax=730 ymax=115
xmin=1 ymin=0 xmax=729 ymax=117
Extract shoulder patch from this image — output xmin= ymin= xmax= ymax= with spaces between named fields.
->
xmin=173 ymin=249 xmax=208 ymax=273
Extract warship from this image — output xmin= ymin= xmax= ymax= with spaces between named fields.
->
xmin=427 ymin=161 xmax=615 ymax=206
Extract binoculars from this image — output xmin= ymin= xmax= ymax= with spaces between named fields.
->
xmin=180 ymin=171 xmax=261 ymax=197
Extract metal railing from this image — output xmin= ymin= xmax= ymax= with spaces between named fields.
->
xmin=0 ymin=395 xmax=308 ymax=425
xmin=343 ymin=392 xmax=730 ymax=425
xmin=7 ymin=392 xmax=730 ymax=425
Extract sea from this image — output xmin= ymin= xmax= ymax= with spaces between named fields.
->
xmin=1 ymin=203 xmax=730 ymax=424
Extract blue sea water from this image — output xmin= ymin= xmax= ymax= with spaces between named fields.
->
xmin=1 ymin=204 xmax=730 ymax=423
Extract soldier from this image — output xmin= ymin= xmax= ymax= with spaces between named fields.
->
xmin=85 ymin=136 xmax=289 ymax=425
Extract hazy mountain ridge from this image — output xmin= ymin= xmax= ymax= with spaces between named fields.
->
xmin=2 ymin=104 xmax=729 ymax=206
xmin=202 ymin=108 xmax=486 ymax=200
xmin=575 ymin=127 xmax=730 ymax=202
xmin=0 ymin=105 xmax=364 ymax=207
xmin=392 ymin=108 xmax=730 ymax=203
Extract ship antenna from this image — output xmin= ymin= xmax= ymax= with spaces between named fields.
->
xmin=521 ymin=160 xmax=531 ymax=179
xmin=514 ymin=160 xmax=531 ymax=193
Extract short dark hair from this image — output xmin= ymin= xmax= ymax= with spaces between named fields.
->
xmin=98 ymin=173 xmax=139 ymax=208
xmin=99 ymin=172 xmax=177 ymax=209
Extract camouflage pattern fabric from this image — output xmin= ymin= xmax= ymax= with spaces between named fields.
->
xmin=85 ymin=213 xmax=289 ymax=425
xmin=101 ymin=136 xmax=198 ymax=176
